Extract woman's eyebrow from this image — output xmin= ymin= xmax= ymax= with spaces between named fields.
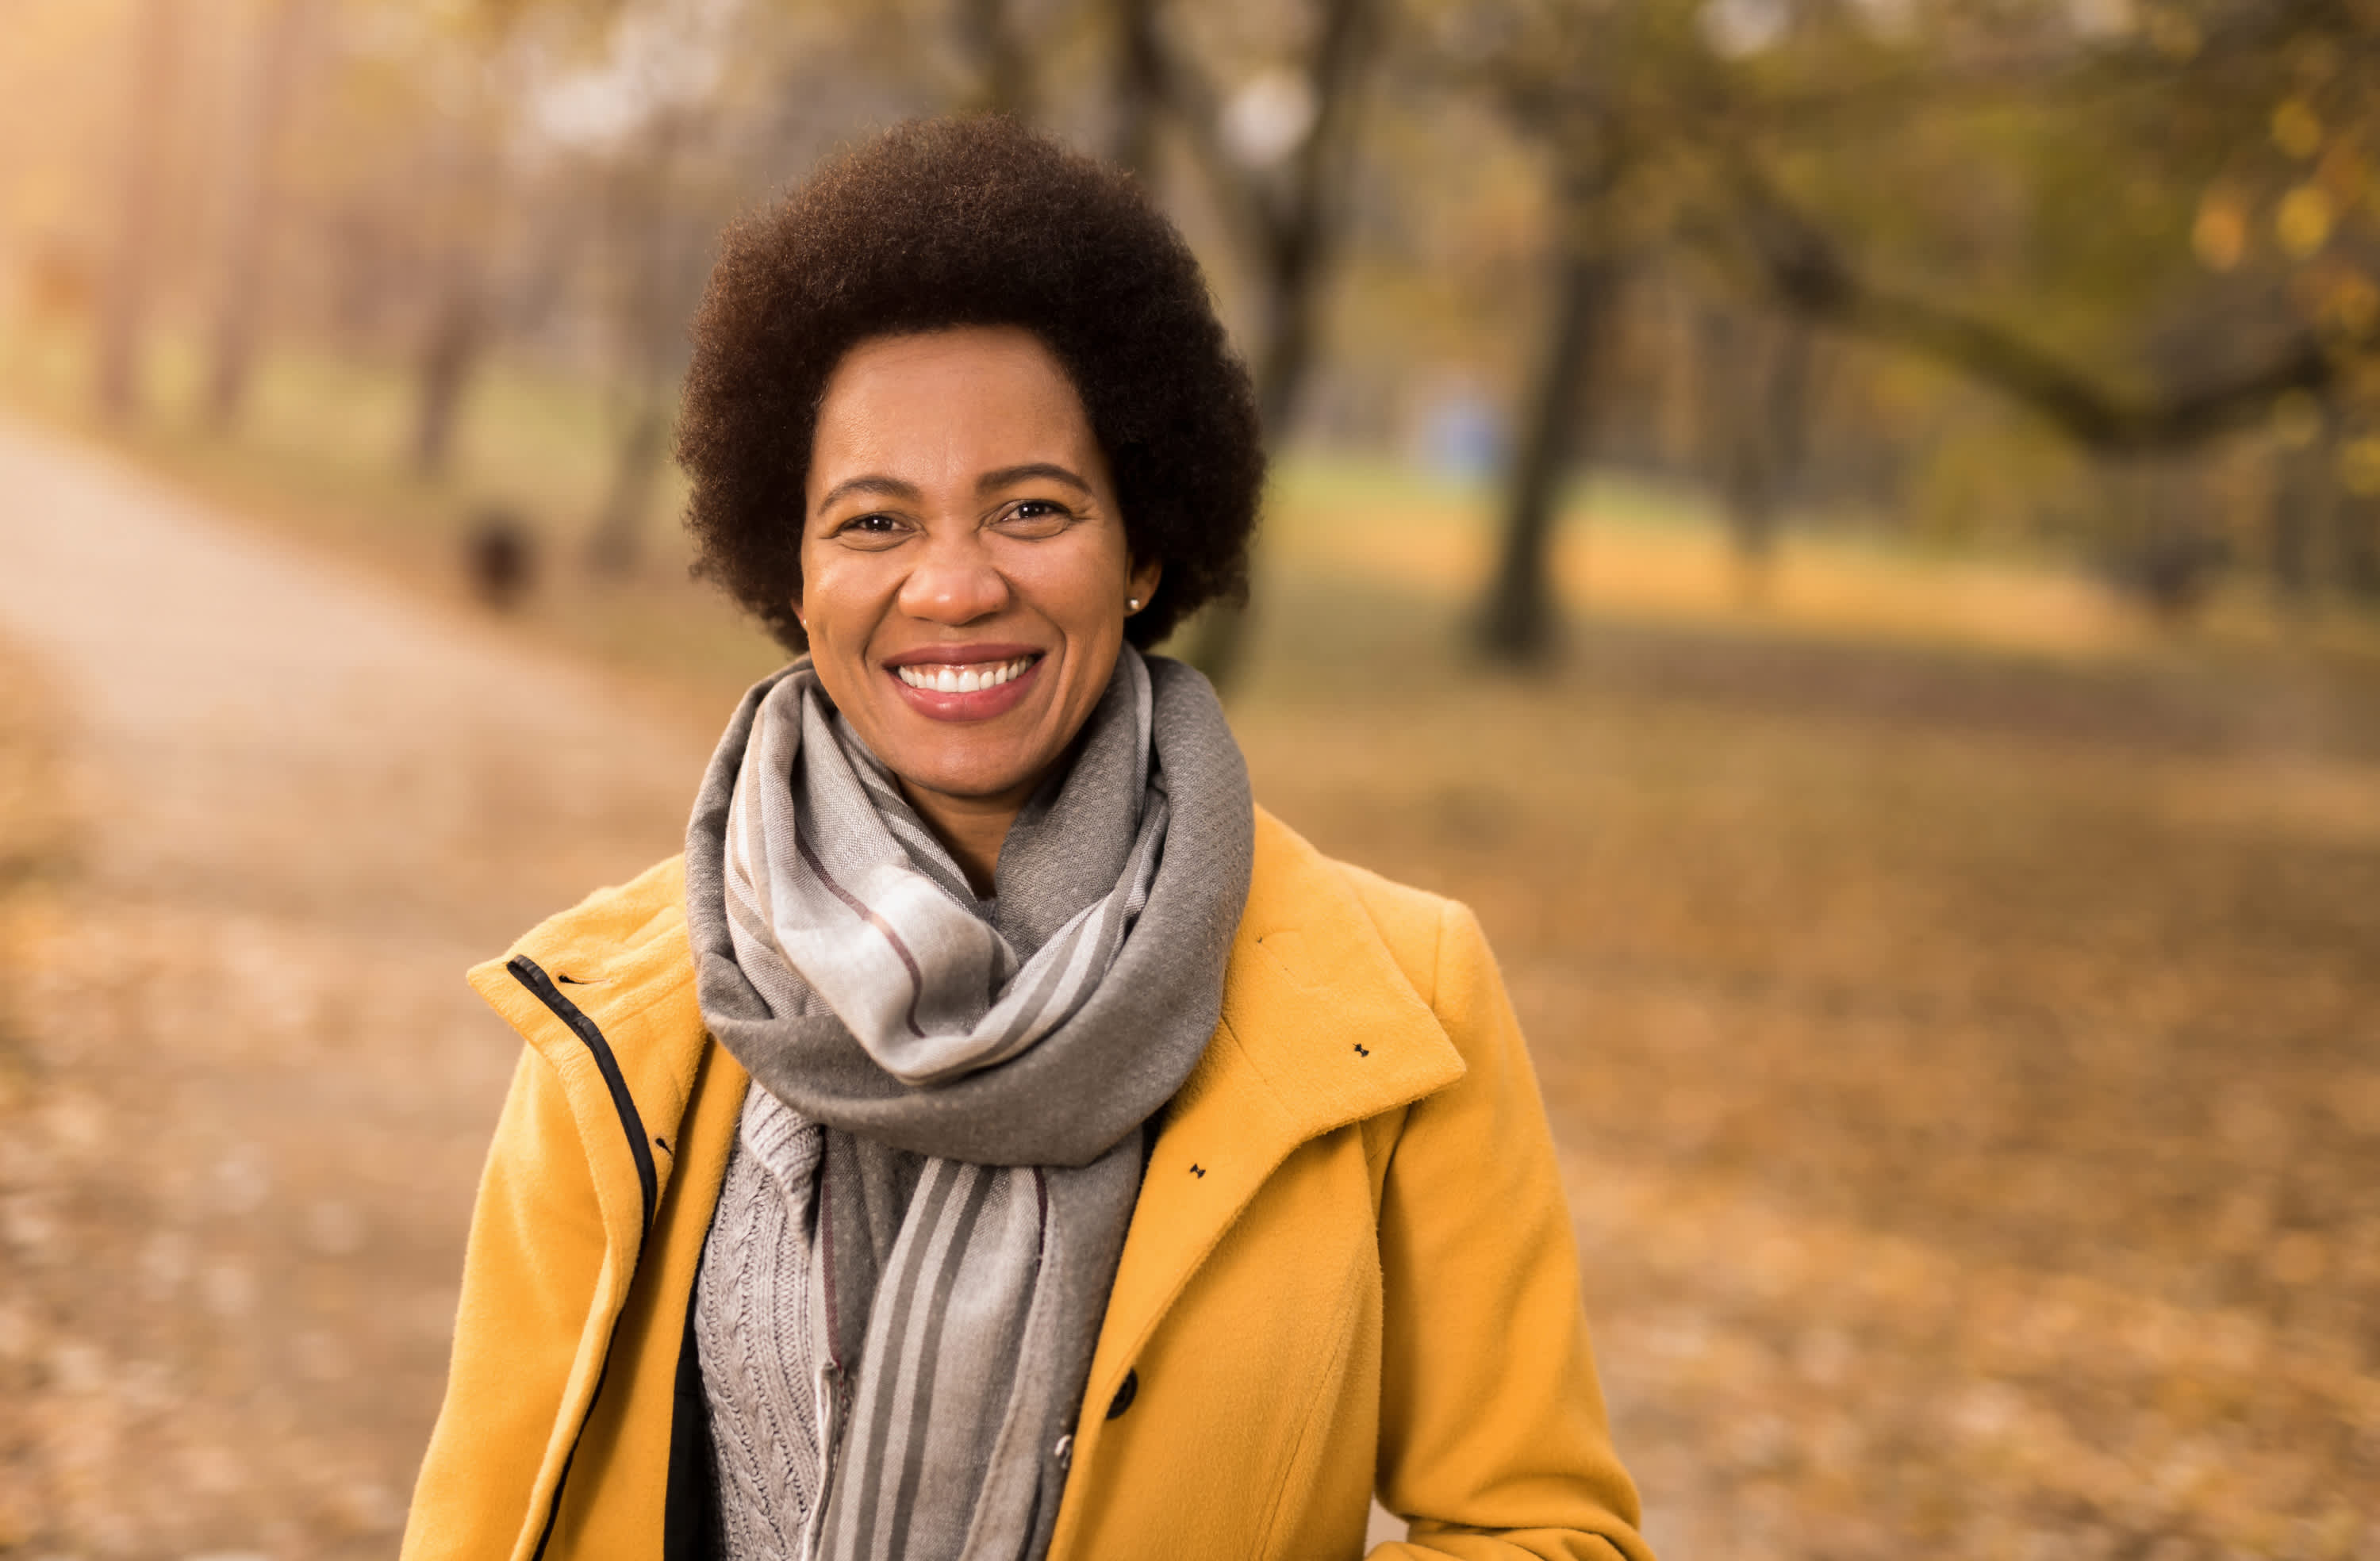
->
xmin=816 ymin=474 xmax=922 ymax=511
xmin=977 ymin=462 xmax=1092 ymax=496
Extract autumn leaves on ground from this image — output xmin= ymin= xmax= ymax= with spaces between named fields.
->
xmin=1239 ymin=591 xmax=2380 ymax=1558
xmin=2 ymin=421 xmax=2378 ymax=1559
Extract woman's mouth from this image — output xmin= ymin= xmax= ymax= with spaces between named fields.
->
xmin=884 ymin=649 xmax=1045 ymax=720
xmin=892 ymin=654 xmax=1038 ymax=694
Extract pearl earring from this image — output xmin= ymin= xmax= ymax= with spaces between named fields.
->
xmin=1127 ymin=596 xmax=1142 ymax=612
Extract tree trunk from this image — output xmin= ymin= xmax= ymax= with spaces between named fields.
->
xmin=410 ymin=279 xmax=481 ymax=478
xmin=1177 ymin=0 xmax=1375 ymax=689
xmin=1476 ymin=244 xmax=1612 ymax=665
xmin=1180 ymin=224 xmax=1330 ymax=685
xmin=2101 ymin=455 xmax=2217 ymax=624
xmin=2268 ymin=411 xmax=2333 ymax=616
xmin=1109 ymin=0 xmax=1163 ymax=179
xmin=1713 ymin=310 xmax=1813 ymax=602
xmin=585 ymin=393 xmax=671 ymax=576
xmin=1252 ymin=237 xmax=1325 ymax=442
xmin=580 ymin=107 xmax=704 ymax=576
xmin=97 ymin=0 xmax=180 ymax=426
xmin=205 ymin=0 xmax=308 ymax=431
xmin=958 ymin=0 xmax=1031 ymax=117
xmin=2338 ymin=490 xmax=2380 ymax=604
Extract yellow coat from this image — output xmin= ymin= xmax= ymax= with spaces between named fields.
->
xmin=401 ymin=808 xmax=1653 ymax=1561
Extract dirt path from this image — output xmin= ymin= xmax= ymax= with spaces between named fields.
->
xmin=0 ymin=420 xmax=710 ymax=1557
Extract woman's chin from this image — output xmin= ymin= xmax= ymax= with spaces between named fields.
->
xmin=873 ymin=738 xmax=1050 ymax=811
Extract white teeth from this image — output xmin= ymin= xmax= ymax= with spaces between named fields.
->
xmin=896 ymin=656 xmax=1034 ymax=693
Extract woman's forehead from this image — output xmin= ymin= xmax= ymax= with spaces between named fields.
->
xmin=809 ymin=328 xmax=1105 ymax=494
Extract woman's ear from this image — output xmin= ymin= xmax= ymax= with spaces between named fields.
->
xmin=1125 ymin=558 xmax=1162 ymax=616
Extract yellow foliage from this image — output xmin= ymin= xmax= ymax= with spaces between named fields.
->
xmin=2320 ymin=267 xmax=2380 ymax=336
xmin=2317 ymin=142 xmax=2371 ymax=206
xmin=2271 ymin=98 xmax=2324 ymax=159
xmin=2276 ymin=184 xmax=2335 ymax=257
xmin=2191 ymin=190 xmax=2247 ymax=271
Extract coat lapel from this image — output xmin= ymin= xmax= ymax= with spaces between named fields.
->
xmin=1082 ymin=808 xmax=1466 ymax=1410
xmin=467 ymin=856 xmax=725 ymax=1284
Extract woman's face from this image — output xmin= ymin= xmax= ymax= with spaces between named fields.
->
xmin=799 ymin=326 xmax=1161 ymax=815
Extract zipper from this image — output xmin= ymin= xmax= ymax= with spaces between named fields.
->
xmin=508 ymin=953 xmax=658 ymax=1233
xmin=505 ymin=953 xmax=659 ymax=1561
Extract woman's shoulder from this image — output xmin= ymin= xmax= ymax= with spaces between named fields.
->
xmin=1249 ymin=806 xmax=1490 ymax=1019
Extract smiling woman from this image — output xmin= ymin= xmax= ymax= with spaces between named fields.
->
xmin=796 ymin=328 xmax=1161 ymax=892
xmin=401 ymin=118 xmax=1655 ymax=1561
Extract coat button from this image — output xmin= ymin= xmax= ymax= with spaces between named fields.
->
xmin=1106 ymin=1368 xmax=1138 ymax=1420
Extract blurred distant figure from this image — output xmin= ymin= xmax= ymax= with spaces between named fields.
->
xmin=2106 ymin=531 xmax=2227 ymax=624
xmin=1420 ymin=384 xmax=1504 ymax=485
xmin=463 ymin=508 xmax=535 ymax=612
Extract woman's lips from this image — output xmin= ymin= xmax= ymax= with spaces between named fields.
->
xmin=884 ymin=650 xmax=1044 ymax=721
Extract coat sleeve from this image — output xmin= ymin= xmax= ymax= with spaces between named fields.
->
xmin=1370 ymin=901 xmax=1656 ymax=1561
xmin=400 ymin=1043 xmax=608 ymax=1561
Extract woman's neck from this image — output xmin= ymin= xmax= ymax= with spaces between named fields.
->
xmin=898 ymin=777 xmax=1037 ymax=898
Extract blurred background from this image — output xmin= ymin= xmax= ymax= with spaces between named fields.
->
xmin=2 ymin=0 xmax=2378 ymax=1556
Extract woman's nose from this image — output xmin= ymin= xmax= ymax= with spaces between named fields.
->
xmin=896 ymin=529 xmax=1010 ymax=625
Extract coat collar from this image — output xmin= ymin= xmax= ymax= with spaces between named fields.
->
xmin=466 ymin=854 xmax=720 ymax=1268
xmin=469 ymin=853 xmax=709 ymax=1118
xmin=466 ymin=808 xmax=1464 ymax=1348
xmin=1084 ymin=806 xmax=1466 ymax=1398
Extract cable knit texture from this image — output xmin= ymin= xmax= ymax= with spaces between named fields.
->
xmin=694 ymin=1089 xmax=828 ymax=1560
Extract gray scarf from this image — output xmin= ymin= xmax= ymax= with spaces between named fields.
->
xmin=683 ymin=648 xmax=1252 ymax=1561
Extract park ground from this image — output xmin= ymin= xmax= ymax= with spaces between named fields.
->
xmin=0 ymin=389 xmax=2377 ymax=1558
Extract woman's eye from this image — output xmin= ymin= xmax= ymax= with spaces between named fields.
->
xmin=833 ymin=513 xmax=906 ymax=545
xmin=999 ymin=501 xmax=1073 ymax=536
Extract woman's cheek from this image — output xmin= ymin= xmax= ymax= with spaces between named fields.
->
xmin=800 ymin=552 xmax=881 ymax=631
xmin=1017 ymin=533 xmax=1130 ymax=627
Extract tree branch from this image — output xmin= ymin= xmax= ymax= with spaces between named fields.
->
xmin=1725 ymin=165 xmax=2365 ymax=454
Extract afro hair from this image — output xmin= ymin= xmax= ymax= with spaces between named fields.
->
xmin=676 ymin=117 xmax=1266 ymax=653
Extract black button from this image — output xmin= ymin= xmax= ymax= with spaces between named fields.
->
xmin=1106 ymin=1368 xmax=1138 ymax=1420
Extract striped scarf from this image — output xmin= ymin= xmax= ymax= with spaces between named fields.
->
xmin=682 ymin=649 xmax=1252 ymax=1561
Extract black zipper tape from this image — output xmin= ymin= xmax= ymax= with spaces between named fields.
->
xmin=505 ymin=953 xmax=661 ymax=1558
xmin=508 ymin=954 xmax=658 ymax=1234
